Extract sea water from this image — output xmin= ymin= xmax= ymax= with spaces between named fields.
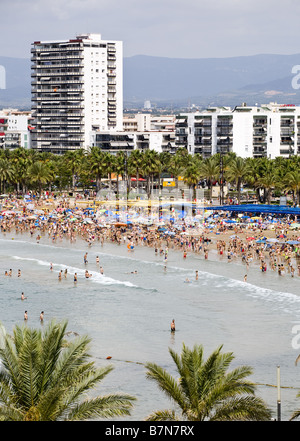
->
xmin=0 ymin=231 xmax=300 ymax=421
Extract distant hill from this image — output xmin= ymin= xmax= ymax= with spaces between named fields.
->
xmin=0 ymin=57 xmax=31 ymax=108
xmin=123 ymin=53 xmax=300 ymax=108
xmin=1 ymin=53 xmax=300 ymax=110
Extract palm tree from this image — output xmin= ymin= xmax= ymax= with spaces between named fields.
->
xmin=65 ymin=149 xmax=86 ymax=190
xmin=256 ymin=160 xmax=277 ymax=204
xmin=244 ymin=157 xmax=263 ymax=201
xmin=183 ymin=162 xmax=201 ymax=203
xmin=168 ymin=151 xmax=186 ymax=198
xmin=290 ymin=390 xmax=300 ymax=420
xmin=283 ymin=169 xmax=300 ymax=204
xmin=9 ymin=147 xmax=29 ymax=193
xmin=113 ymin=151 xmax=126 ymax=199
xmin=128 ymin=149 xmax=143 ymax=194
xmin=225 ymin=156 xmax=251 ymax=204
xmin=27 ymin=160 xmax=54 ymax=196
xmin=141 ymin=150 xmax=161 ymax=199
xmin=145 ymin=343 xmax=272 ymax=421
xmin=88 ymin=147 xmax=106 ymax=193
xmin=199 ymin=156 xmax=220 ymax=201
xmin=0 ymin=157 xmax=15 ymax=193
xmin=0 ymin=320 xmax=136 ymax=421
xmin=102 ymin=152 xmax=115 ymax=193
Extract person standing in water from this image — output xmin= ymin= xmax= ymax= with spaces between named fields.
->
xmin=171 ymin=319 xmax=175 ymax=332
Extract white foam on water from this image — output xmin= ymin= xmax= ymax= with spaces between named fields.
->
xmin=12 ymin=255 xmax=138 ymax=288
xmin=6 ymin=236 xmax=300 ymax=313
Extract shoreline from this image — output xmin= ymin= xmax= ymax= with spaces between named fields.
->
xmin=1 ymin=200 xmax=300 ymax=421
xmin=1 ymin=221 xmax=299 ymax=299
xmin=1 ymin=195 xmax=300 ymax=285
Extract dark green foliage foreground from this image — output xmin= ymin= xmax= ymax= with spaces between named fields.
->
xmin=145 ymin=343 xmax=272 ymax=421
xmin=0 ymin=320 xmax=136 ymax=421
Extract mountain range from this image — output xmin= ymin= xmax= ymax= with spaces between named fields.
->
xmin=1 ymin=53 xmax=300 ymax=110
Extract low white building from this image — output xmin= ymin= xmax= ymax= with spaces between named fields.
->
xmin=0 ymin=109 xmax=32 ymax=149
xmin=175 ymin=102 xmax=300 ymax=159
xmin=91 ymin=113 xmax=176 ymax=154
xmin=92 ymin=130 xmax=175 ymax=154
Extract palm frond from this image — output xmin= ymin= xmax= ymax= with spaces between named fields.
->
xmin=145 ymin=409 xmax=179 ymax=421
xmin=66 ymin=394 xmax=136 ymax=421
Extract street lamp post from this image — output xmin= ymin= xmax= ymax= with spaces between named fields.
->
xmin=124 ymin=150 xmax=128 ymax=216
xmin=277 ymin=365 xmax=281 ymax=421
xmin=219 ymin=148 xmax=224 ymax=205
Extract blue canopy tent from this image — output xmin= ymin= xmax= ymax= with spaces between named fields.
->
xmin=203 ymin=204 xmax=300 ymax=216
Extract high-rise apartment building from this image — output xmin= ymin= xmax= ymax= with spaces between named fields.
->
xmin=31 ymin=33 xmax=123 ymax=153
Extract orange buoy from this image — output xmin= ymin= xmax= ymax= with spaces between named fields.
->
xmin=106 ymin=356 xmax=112 ymax=359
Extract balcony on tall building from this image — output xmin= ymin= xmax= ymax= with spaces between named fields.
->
xmin=280 ymin=117 xmax=294 ymax=128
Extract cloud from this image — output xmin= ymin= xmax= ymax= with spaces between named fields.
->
xmin=1 ymin=0 xmax=300 ymax=59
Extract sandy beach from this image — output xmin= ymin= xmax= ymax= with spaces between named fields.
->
xmin=1 ymin=193 xmax=299 ymax=280
xmin=1 ymin=194 xmax=300 ymax=420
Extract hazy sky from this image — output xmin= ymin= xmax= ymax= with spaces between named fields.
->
xmin=2 ymin=0 xmax=300 ymax=59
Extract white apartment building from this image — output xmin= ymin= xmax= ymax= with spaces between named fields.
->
xmin=92 ymin=130 xmax=175 ymax=154
xmin=123 ymin=114 xmax=175 ymax=132
xmin=91 ymin=113 xmax=176 ymax=154
xmin=31 ymin=33 xmax=123 ymax=153
xmin=175 ymin=103 xmax=300 ymax=159
xmin=123 ymin=114 xmax=152 ymax=132
xmin=0 ymin=109 xmax=32 ymax=149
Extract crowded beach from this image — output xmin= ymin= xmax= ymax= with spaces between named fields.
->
xmin=0 ymin=192 xmax=300 ymax=279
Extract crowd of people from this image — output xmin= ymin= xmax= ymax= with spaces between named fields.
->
xmin=1 ymin=193 xmax=300 ymax=332
xmin=1 ymin=194 xmax=300 ymax=282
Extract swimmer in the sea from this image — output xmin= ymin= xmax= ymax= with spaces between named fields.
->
xmin=171 ymin=319 xmax=175 ymax=332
